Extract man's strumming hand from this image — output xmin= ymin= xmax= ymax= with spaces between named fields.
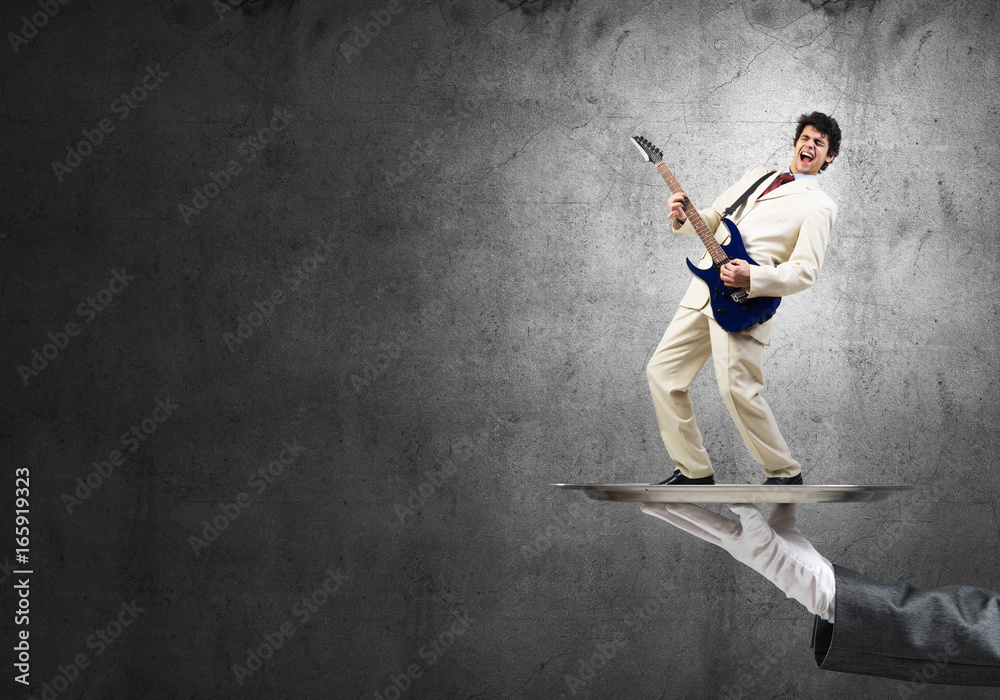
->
xmin=720 ymin=259 xmax=751 ymax=288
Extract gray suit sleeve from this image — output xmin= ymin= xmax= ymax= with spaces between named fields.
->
xmin=812 ymin=565 xmax=1000 ymax=687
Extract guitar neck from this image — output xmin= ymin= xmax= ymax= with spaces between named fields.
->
xmin=655 ymin=162 xmax=727 ymax=265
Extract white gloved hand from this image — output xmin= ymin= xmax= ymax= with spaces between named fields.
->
xmin=641 ymin=502 xmax=836 ymax=622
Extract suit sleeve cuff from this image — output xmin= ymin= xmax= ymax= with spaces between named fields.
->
xmin=673 ymin=218 xmax=697 ymax=235
xmin=747 ymin=267 xmax=766 ymax=297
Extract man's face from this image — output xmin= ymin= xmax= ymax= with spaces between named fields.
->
xmin=790 ymin=124 xmax=835 ymax=175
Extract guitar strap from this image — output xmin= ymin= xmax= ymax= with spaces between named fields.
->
xmin=723 ymin=170 xmax=777 ymax=218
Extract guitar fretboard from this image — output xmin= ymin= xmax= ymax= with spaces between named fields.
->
xmin=654 ymin=162 xmax=728 ymax=266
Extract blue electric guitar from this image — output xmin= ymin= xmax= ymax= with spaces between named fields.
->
xmin=631 ymin=136 xmax=781 ymax=333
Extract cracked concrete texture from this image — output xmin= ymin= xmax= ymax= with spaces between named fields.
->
xmin=3 ymin=0 xmax=1000 ymax=697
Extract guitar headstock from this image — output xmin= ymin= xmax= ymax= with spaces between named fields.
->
xmin=630 ymin=136 xmax=663 ymax=164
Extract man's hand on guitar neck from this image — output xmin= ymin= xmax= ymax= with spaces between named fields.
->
xmin=668 ymin=191 xmax=688 ymax=222
xmin=668 ymin=189 xmax=752 ymax=289
xmin=720 ymin=259 xmax=751 ymax=288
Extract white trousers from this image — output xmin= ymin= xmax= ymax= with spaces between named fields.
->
xmin=646 ymin=306 xmax=800 ymax=479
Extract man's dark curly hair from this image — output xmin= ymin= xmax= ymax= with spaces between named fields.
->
xmin=794 ymin=112 xmax=841 ymax=172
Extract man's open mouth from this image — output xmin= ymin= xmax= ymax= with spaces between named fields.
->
xmin=801 ymin=152 xmax=814 ymax=163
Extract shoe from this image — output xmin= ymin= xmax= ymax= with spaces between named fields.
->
xmin=762 ymin=474 xmax=803 ymax=485
xmin=655 ymin=469 xmax=715 ymax=485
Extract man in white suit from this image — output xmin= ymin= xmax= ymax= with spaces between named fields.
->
xmin=648 ymin=112 xmax=841 ymax=485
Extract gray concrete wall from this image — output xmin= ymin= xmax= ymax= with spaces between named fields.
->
xmin=3 ymin=0 xmax=999 ymax=697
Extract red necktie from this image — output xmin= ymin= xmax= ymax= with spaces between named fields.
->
xmin=761 ymin=172 xmax=795 ymax=197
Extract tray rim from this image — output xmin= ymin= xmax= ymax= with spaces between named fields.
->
xmin=551 ymin=483 xmax=916 ymax=504
xmin=552 ymin=483 xmax=916 ymax=490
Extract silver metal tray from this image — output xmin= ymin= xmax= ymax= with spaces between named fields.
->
xmin=552 ymin=483 xmax=915 ymax=504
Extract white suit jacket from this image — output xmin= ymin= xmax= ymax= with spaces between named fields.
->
xmin=671 ymin=166 xmax=838 ymax=344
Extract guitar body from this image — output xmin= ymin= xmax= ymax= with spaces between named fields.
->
xmin=686 ymin=219 xmax=781 ymax=333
